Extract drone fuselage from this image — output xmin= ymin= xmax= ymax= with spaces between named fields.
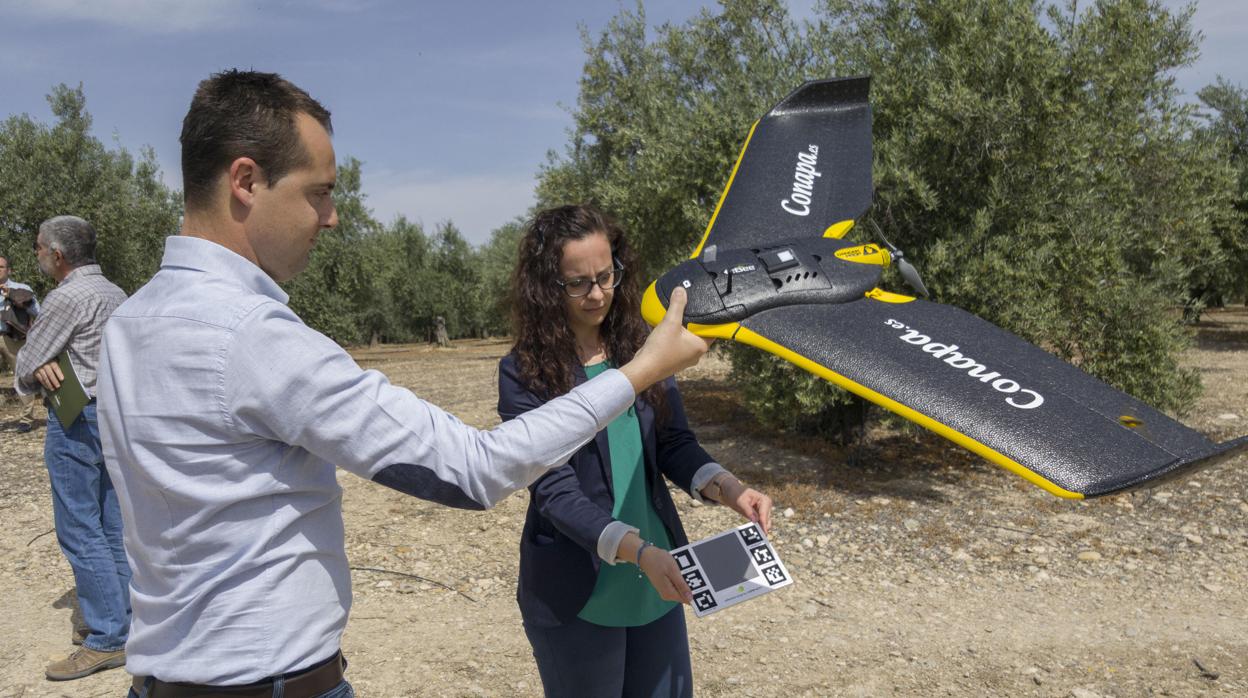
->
xmin=649 ymin=238 xmax=899 ymax=327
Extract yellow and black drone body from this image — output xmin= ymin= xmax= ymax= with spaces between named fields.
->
xmin=641 ymin=76 xmax=1247 ymax=499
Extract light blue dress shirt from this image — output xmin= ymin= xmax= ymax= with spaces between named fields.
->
xmin=97 ymin=235 xmax=636 ymax=685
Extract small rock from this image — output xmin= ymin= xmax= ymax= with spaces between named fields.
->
xmin=802 ymin=538 xmax=814 ymax=549
xmin=815 ymin=534 xmax=830 ymax=547
xmin=1216 ymin=413 xmax=1240 ymax=421
xmin=1185 ymin=533 xmax=1203 ymax=545
xmin=1070 ymin=688 xmax=1104 ymax=698
xmin=1077 ymin=551 xmax=1102 ymax=562
xmin=951 ymin=549 xmax=971 ymax=562
xmin=903 ymin=518 xmax=920 ymax=532
xmin=689 ymin=498 xmax=703 ymax=507
xmin=783 ymin=507 xmax=796 ymax=519
xmin=1201 ymin=582 xmax=1222 ymax=593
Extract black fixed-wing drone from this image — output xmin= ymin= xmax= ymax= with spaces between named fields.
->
xmin=642 ymin=76 xmax=1247 ymax=499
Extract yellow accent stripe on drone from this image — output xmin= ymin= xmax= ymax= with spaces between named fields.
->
xmin=834 ymin=244 xmax=892 ymax=266
xmin=692 ymin=120 xmax=760 ymax=260
xmin=731 ymin=325 xmax=1084 ymax=500
xmin=823 ymin=220 xmax=856 ymax=239
xmin=865 ymin=288 xmax=916 ymax=303
xmin=688 ymin=321 xmax=741 ymax=340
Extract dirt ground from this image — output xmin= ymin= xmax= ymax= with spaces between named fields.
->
xmin=2 ymin=308 xmax=1246 ymax=697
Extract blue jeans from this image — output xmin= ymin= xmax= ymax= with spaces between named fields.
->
xmin=127 ymin=679 xmax=354 ymax=697
xmin=524 ymin=606 xmax=693 ymax=698
xmin=45 ymin=401 xmax=131 ymax=651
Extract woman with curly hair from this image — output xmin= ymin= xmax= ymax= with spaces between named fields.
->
xmin=498 ymin=203 xmax=773 ymax=697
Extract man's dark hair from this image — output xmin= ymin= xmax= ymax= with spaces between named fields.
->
xmin=180 ymin=69 xmax=332 ymax=211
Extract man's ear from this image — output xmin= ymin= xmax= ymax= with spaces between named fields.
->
xmin=228 ymin=157 xmax=263 ymax=207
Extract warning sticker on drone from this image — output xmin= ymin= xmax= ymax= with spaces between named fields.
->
xmin=669 ymin=522 xmax=794 ymax=618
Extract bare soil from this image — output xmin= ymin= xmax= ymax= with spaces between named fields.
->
xmin=2 ymin=308 xmax=1247 ymax=697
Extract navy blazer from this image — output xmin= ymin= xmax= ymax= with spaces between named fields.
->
xmin=497 ymin=353 xmax=714 ymax=627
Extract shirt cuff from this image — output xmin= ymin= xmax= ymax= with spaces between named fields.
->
xmin=573 ymin=368 xmax=636 ymax=430
xmin=690 ymin=462 xmax=730 ymax=504
xmin=596 ymin=521 xmax=639 ymax=565
xmin=13 ymin=375 xmax=37 ymax=397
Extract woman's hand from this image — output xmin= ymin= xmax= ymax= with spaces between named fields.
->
xmin=716 ymin=476 xmax=773 ymax=536
xmin=638 ymin=545 xmax=693 ymax=605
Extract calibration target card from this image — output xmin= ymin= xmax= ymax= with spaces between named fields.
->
xmin=670 ymin=522 xmax=793 ymax=617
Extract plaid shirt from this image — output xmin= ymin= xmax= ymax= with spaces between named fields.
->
xmin=14 ymin=264 xmax=126 ymax=398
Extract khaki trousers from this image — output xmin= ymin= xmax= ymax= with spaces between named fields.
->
xmin=0 ymin=335 xmax=37 ymax=426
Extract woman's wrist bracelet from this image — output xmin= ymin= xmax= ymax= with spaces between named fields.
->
xmin=635 ymin=540 xmax=653 ymax=568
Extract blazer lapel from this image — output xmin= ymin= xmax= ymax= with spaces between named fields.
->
xmin=575 ymin=363 xmax=616 ymax=499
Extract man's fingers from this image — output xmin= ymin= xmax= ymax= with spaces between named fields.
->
xmin=662 ymin=286 xmax=688 ymax=326
xmin=51 ymin=362 xmax=64 ymax=381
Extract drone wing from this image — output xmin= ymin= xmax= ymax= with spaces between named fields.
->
xmin=650 ymin=76 xmax=1246 ymax=497
xmin=691 ymin=77 xmax=873 ymax=258
xmin=729 ymin=295 xmax=1248 ymax=498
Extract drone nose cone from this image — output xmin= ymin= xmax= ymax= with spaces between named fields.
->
xmin=641 ymin=281 xmax=667 ymax=327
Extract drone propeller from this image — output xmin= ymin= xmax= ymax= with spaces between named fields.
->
xmin=869 ymin=220 xmax=929 ymax=298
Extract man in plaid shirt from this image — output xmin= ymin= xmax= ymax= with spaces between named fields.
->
xmin=15 ymin=215 xmax=131 ymax=682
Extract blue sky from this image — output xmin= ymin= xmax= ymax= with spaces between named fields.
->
xmin=0 ymin=0 xmax=1243 ymax=246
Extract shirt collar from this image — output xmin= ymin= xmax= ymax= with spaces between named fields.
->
xmin=161 ymin=235 xmax=289 ymax=305
xmin=60 ymin=264 xmax=104 ymax=286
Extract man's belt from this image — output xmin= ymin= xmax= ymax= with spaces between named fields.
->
xmin=137 ymin=651 xmax=344 ymax=698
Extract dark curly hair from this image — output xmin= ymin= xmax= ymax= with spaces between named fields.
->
xmin=510 ymin=204 xmax=666 ymax=418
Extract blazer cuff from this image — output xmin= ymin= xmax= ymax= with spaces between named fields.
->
xmin=690 ymin=462 xmax=729 ymax=504
xmin=597 ymin=521 xmax=639 ymax=565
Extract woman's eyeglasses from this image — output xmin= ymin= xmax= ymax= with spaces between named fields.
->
xmin=557 ymin=265 xmax=625 ymax=298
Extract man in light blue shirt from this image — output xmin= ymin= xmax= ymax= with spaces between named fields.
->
xmin=0 ymin=254 xmax=41 ymax=432
xmin=98 ymin=70 xmax=708 ymax=697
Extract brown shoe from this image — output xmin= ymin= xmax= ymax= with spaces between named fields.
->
xmin=70 ymin=625 xmax=88 ymax=646
xmin=45 ymin=646 xmax=126 ymax=681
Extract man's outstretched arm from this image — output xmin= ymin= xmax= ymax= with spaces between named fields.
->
xmin=226 ymin=288 xmax=710 ymax=509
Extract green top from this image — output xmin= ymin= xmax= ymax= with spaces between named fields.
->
xmin=577 ymin=361 xmax=677 ymax=627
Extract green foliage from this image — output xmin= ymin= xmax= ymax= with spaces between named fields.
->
xmin=827 ymin=0 xmax=1225 ymax=412
xmin=1195 ymin=77 xmax=1248 ymax=305
xmin=541 ymin=0 xmax=1240 ymax=433
xmin=476 ymin=219 xmax=526 ymax=336
xmin=286 ymin=161 xmax=522 ymax=346
xmin=0 ymin=84 xmax=180 ymax=294
xmin=2 ymin=85 xmax=522 ymax=349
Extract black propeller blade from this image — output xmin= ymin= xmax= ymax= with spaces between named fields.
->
xmin=869 ymin=220 xmax=929 ymax=298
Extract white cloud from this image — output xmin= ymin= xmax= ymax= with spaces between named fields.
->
xmin=0 ymin=0 xmax=248 ymax=33
xmin=363 ymin=168 xmax=537 ymax=246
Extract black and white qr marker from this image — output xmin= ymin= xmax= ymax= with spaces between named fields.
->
xmin=668 ymin=522 xmax=794 ymax=618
